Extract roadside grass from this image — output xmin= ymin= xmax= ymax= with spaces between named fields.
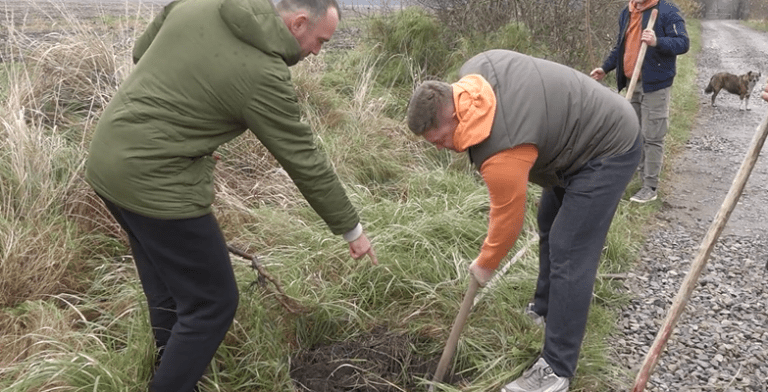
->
xmin=665 ymin=20 xmax=702 ymax=160
xmin=743 ymin=19 xmax=768 ymax=32
xmin=0 ymin=6 xmax=702 ymax=392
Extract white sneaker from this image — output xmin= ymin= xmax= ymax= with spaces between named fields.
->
xmin=629 ymin=186 xmax=657 ymax=203
xmin=500 ymin=357 xmax=569 ymax=392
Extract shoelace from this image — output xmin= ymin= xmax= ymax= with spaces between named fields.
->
xmin=519 ymin=362 xmax=555 ymax=388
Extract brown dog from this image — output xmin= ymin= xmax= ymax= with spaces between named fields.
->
xmin=704 ymin=71 xmax=762 ymax=110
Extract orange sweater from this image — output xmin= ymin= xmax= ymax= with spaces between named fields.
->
xmin=476 ymin=145 xmax=538 ymax=270
xmin=451 ymin=74 xmax=539 ymax=271
xmin=623 ymin=0 xmax=659 ymax=79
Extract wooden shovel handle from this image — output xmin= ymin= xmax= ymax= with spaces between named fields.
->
xmin=631 ymin=111 xmax=768 ymax=391
xmin=430 ymin=276 xmax=481 ymax=389
xmin=625 ymin=9 xmax=659 ymax=101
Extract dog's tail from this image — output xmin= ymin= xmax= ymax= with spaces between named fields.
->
xmin=704 ymin=76 xmax=714 ymax=94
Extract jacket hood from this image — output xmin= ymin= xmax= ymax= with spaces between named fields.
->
xmin=219 ymin=0 xmax=302 ymax=66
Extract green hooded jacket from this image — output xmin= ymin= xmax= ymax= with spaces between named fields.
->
xmin=86 ymin=0 xmax=359 ymax=235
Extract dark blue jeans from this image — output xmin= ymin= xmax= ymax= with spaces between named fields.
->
xmin=532 ymin=134 xmax=642 ymax=378
xmin=99 ymin=196 xmax=239 ymax=392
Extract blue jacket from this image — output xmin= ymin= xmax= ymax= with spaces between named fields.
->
xmin=601 ymin=0 xmax=689 ymax=93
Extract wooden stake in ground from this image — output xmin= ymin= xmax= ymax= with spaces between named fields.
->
xmin=625 ymin=9 xmax=658 ymax=101
xmin=631 ymin=111 xmax=768 ymax=392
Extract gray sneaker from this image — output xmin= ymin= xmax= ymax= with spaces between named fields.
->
xmin=524 ymin=303 xmax=545 ymax=327
xmin=630 ymin=186 xmax=657 ymax=203
xmin=500 ymin=357 xmax=569 ymax=392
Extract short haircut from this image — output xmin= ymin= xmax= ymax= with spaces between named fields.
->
xmin=407 ymin=80 xmax=453 ymax=135
xmin=275 ymin=0 xmax=342 ymax=22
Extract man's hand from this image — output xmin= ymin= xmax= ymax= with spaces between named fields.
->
xmin=349 ymin=232 xmax=378 ymax=265
xmin=469 ymin=259 xmax=494 ymax=287
xmin=762 ymin=83 xmax=768 ymax=102
xmin=641 ymin=28 xmax=657 ymax=47
xmin=589 ymin=68 xmax=606 ymax=81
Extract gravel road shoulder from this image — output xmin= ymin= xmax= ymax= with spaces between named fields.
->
xmin=613 ymin=19 xmax=768 ymax=392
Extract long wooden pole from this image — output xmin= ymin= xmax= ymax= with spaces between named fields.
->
xmin=626 ymin=9 xmax=658 ymax=101
xmin=631 ymin=111 xmax=768 ymax=392
xmin=474 ymin=232 xmax=538 ymax=306
xmin=430 ymin=276 xmax=481 ymax=391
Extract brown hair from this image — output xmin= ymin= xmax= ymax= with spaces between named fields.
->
xmin=406 ymin=80 xmax=453 ymax=135
xmin=275 ymin=0 xmax=342 ymax=22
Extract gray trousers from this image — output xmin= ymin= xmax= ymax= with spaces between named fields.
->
xmin=532 ymin=134 xmax=642 ymax=378
xmin=630 ymin=84 xmax=671 ymax=189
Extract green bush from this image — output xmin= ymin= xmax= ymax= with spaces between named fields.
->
xmin=366 ymin=7 xmax=454 ymax=86
xmin=454 ymin=21 xmax=546 ymax=70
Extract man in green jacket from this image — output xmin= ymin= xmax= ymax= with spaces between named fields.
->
xmin=86 ymin=0 xmax=377 ymax=390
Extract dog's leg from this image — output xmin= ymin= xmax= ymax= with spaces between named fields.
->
xmin=712 ymin=89 xmax=719 ymax=107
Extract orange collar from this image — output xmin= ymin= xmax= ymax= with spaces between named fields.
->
xmin=451 ymin=74 xmax=496 ymax=152
xmin=629 ymin=0 xmax=659 ymax=13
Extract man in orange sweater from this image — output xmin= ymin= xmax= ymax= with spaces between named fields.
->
xmin=591 ymin=0 xmax=689 ymax=203
xmin=408 ymin=50 xmax=641 ymax=392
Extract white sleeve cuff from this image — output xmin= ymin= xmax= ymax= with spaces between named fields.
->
xmin=342 ymin=223 xmax=363 ymax=242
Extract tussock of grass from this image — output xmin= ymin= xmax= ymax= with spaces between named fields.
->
xmin=0 ymin=278 xmax=154 ymax=391
xmin=366 ymin=7 xmax=454 ymax=87
xmin=0 ymin=107 xmax=83 ymax=307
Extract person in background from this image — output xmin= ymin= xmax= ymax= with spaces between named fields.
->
xmin=590 ymin=0 xmax=689 ymax=203
xmin=85 ymin=0 xmax=377 ymax=390
xmin=762 ymin=82 xmax=768 ymax=102
xmin=407 ymin=49 xmax=641 ymax=392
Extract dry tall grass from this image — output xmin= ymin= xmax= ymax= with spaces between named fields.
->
xmin=0 ymin=1 xmax=420 ymax=308
xmin=0 ymin=4 xmax=144 ymax=307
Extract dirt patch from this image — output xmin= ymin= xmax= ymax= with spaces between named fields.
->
xmin=289 ymin=326 xmax=465 ymax=391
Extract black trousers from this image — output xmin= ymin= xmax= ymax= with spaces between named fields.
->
xmin=99 ymin=196 xmax=239 ymax=392
xmin=533 ymin=134 xmax=642 ymax=378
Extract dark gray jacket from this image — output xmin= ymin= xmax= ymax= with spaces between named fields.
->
xmin=460 ymin=50 xmax=640 ymax=187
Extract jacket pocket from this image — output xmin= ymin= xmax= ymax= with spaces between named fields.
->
xmin=181 ymin=155 xmax=217 ymax=208
xmin=646 ymin=87 xmax=670 ymax=120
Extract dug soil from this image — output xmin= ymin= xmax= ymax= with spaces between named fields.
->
xmin=289 ymin=326 xmax=462 ymax=392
